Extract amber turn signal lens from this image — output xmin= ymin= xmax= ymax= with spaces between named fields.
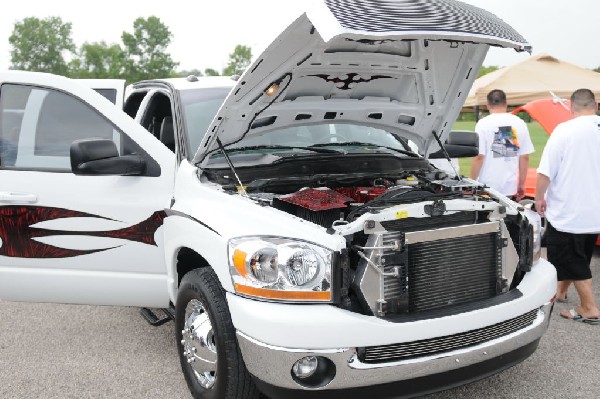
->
xmin=235 ymin=284 xmax=331 ymax=301
xmin=232 ymin=249 xmax=248 ymax=277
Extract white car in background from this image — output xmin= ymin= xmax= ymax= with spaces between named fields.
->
xmin=0 ymin=1 xmax=556 ymax=398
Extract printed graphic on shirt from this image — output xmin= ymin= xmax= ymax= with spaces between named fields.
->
xmin=491 ymin=126 xmax=520 ymax=158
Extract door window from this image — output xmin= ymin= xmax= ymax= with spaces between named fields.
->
xmin=0 ymin=84 xmax=130 ymax=171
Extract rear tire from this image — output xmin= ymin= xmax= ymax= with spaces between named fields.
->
xmin=176 ymin=268 xmax=260 ymax=399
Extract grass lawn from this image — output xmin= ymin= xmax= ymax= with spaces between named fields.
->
xmin=452 ymin=121 xmax=549 ymax=176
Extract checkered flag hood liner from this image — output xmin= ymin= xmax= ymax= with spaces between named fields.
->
xmin=324 ymin=0 xmax=528 ymax=46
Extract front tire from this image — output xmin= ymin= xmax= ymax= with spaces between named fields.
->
xmin=176 ymin=268 xmax=260 ymax=399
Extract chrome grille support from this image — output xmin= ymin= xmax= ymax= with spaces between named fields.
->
xmin=358 ymin=309 xmax=539 ymax=363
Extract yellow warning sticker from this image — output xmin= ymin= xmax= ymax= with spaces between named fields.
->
xmin=396 ymin=210 xmax=409 ymax=219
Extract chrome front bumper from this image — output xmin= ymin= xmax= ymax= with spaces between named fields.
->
xmin=237 ymin=302 xmax=553 ymax=391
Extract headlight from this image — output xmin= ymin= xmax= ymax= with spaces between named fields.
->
xmin=524 ymin=208 xmax=542 ymax=262
xmin=228 ymin=237 xmax=333 ymax=302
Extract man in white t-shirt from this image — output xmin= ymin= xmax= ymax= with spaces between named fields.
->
xmin=471 ymin=89 xmax=534 ymax=199
xmin=536 ymin=88 xmax=600 ymax=324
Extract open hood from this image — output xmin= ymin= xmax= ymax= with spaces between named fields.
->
xmin=194 ymin=0 xmax=529 ymax=165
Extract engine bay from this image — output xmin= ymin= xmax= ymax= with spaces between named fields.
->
xmin=241 ymin=171 xmax=494 ymax=229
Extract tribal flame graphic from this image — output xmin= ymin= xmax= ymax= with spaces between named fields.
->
xmin=0 ymin=206 xmax=166 ymax=259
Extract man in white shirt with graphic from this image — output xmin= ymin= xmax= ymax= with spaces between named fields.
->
xmin=471 ymin=89 xmax=534 ymax=199
xmin=536 ymin=88 xmax=600 ymax=324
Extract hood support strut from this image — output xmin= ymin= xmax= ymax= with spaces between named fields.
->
xmin=217 ymin=138 xmax=248 ymax=197
xmin=431 ymin=130 xmax=461 ymax=181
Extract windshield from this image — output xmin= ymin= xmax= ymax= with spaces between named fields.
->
xmin=226 ymin=123 xmax=413 ymax=154
xmin=179 ymin=87 xmax=417 ymax=160
xmin=179 ymin=87 xmax=231 ymax=157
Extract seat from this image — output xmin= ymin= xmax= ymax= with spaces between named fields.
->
xmin=160 ymin=116 xmax=175 ymax=152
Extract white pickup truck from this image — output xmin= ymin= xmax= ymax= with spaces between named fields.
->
xmin=0 ymin=1 xmax=556 ymax=398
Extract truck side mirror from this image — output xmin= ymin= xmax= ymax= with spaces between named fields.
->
xmin=70 ymin=138 xmax=146 ymax=176
xmin=428 ymin=130 xmax=479 ymax=159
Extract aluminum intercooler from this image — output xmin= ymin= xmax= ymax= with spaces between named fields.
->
xmin=353 ymin=221 xmax=504 ymax=317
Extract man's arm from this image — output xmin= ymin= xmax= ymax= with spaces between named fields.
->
xmin=470 ymin=154 xmax=485 ymax=180
xmin=517 ymin=154 xmax=530 ymax=200
xmin=535 ymin=173 xmax=550 ymax=217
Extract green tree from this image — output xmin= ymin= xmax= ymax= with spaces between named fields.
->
xmin=121 ymin=16 xmax=178 ymax=82
xmin=593 ymin=66 xmax=600 ymax=73
xmin=204 ymin=68 xmax=221 ymax=76
xmin=222 ymin=44 xmax=252 ymax=76
xmin=477 ymin=65 xmax=500 ymax=78
xmin=70 ymin=41 xmax=126 ymax=78
xmin=9 ymin=16 xmax=75 ymax=75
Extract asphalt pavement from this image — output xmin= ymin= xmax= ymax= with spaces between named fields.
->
xmin=1 ymin=250 xmax=599 ymax=399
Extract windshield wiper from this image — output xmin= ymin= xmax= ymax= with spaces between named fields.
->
xmin=224 ymin=145 xmax=344 ymax=154
xmin=310 ymin=142 xmax=420 ymax=158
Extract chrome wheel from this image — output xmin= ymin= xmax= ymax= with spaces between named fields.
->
xmin=181 ymin=298 xmax=217 ymax=389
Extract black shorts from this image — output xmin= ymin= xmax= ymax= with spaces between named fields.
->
xmin=546 ymin=222 xmax=597 ymax=281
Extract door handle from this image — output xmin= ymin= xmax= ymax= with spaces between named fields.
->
xmin=0 ymin=192 xmax=38 ymax=203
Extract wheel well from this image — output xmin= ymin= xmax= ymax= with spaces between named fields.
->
xmin=176 ymin=247 xmax=210 ymax=285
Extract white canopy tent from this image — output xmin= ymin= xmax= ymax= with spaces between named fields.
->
xmin=464 ymin=54 xmax=600 ymax=108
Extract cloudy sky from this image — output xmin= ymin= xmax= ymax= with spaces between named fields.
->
xmin=0 ymin=0 xmax=597 ymax=73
